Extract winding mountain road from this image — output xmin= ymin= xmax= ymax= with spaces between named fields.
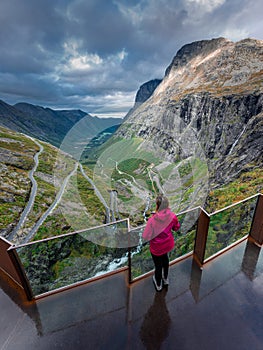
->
xmin=12 ymin=152 xmax=114 ymax=243
xmin=7 ymin=137 xmax=44 ymax=242
xmin=8 ymin=139 xmax=150 ymax=244
xmin=22 ymin=162 xmax=79 ymax=243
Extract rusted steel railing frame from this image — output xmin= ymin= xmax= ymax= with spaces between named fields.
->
xmin=249 ymin=194 xmax=263 ymax=246
xmin=7 ymin=247 xmax=34 ymax=300
xmin=0 ymin=237 xmax=23 ymax=287
xmin=193 ymin=208 xmax=210 ymax=267
xmin=7 ymin=218 xmax=130 ymax=300
xmin=1 ymin=193 xmax=262 ymax=300
xmin=193 ymin=193 xmax=262 ymax=266
xmin=0 ymin=236 xmax=33 ymax=300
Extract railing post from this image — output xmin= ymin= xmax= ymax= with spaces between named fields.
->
xmin=0 ymin=237 xmax=23 ymax=286
xmin=193 ymin=209 xmax=210 ymax=266
xmin=0 ymin=237 xmax=33 ymax=300
xmin=8 ymin=248 xmax=34 ymax=300
xmin=249 ymin=194 xmax=263 ymax=246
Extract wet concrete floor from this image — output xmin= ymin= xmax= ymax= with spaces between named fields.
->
xmin=1 ymin=239 xmax=263 ymax=350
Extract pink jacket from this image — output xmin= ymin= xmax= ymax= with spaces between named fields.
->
xmin=142 ymin=208 xmax=180 ymax=256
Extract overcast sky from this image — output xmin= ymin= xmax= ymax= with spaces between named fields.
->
xmin=0 ymin=0 xmax=262 ymax=118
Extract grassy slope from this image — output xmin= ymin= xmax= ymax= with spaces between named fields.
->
xmin=206 ymin=166 xmax=262 ymax=213
xmin=0 ymin=127 xmax=37 ymax=232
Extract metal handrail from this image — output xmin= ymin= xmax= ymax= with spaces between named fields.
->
xmin=8 ymin=218 xmax=129 ymax=250
xmin=209 ymin=193 xmax=261 ymax=216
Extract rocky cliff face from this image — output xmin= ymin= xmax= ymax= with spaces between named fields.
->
xmin=134 ymin=79 xmax=162 ymax=105
xmin=119 ymin=38 xmax=263 ymax=194
xmin=125 ymin=79 xmax=162 ymax=119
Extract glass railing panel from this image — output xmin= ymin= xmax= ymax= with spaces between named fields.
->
xmin=128 ymin=225 xmax=152 ymax=282
xmin=170 ymin=207 xmax=200 ymax=261
xmin=14 ymin=219 xmax=129 ymax=297
xmin=205 ymin=197 xmax=258 ymax=260
xmin=129 ymin=207 xmax=200 ymax=281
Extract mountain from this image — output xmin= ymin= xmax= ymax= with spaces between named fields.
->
xmin=125 ymin=79 xmax=162 ymax=119
xmin=0 ymin=100 xmax=121 ymax=149
xmin=1 ymin=37 xmax=262 ymax=243
xmin=107 ymin=37 xmax=263 ymax=211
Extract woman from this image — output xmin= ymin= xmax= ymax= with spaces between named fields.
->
xmin=142 ymin=194 xmax=180 ymax=291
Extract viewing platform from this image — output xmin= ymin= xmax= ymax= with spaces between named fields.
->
xmin=1 ymin=238 xmax=263 ymax=349
xmin=0 ymin=193 xmax=262 ymax=349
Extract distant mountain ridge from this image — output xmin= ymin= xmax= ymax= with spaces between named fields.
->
xmin=0 ymin=99 xmax=121 ymax=148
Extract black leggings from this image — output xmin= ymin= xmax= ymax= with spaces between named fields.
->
xmin=151 ymin=253 xmax=169 ymax=286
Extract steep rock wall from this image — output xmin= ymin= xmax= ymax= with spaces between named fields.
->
xmin=119 ymin=38 xmax=263 ymax=189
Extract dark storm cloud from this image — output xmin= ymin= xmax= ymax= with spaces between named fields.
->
xmin=0 ymin=1 xmax=66 ymax=71
xmin=0 ymin=0 xmax=262 ymax=116
xmin=65 ymin=0 xmax=132 ymax=53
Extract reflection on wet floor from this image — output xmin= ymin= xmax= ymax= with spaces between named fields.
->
xmin=140 ymin=289 xmax=171 ymax=350
xmin=1 ymin=238 xmax=263 ymax=350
